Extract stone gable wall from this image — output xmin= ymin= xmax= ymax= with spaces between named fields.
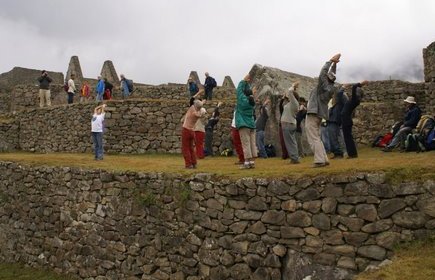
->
xmin=0 ymin=163 xmax=434 ymax=279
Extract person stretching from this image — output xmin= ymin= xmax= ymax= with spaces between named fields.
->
xmin=182 ymin=100 xmax=207 ymax=169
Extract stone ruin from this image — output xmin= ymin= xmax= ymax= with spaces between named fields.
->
xmin=0 ymin=66 xmax=64 ymax=89
xmin=222 ymin=76 xmax=235 ymax=88
xmin=65 ymin=55 xmax=84 ymax=83
xmin=100 ymin=60 xmax=120 ymax=84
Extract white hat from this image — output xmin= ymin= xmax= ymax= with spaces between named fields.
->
xmin=403 ymin=96 xmax=416 ymax=104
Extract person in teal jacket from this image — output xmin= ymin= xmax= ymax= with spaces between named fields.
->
xmin=235 ymin=74 xmax=257 ymax=169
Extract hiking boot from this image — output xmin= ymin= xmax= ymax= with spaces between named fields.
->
xmin=382 ymin=147 xmax=392 ymax=152
xmin=313 ymin=162 xmax=328 ymax=168
xmin=331 ymin=154 xmax=343 ymax=159
xmin=290 ymin=159 xmax=300 ymax=164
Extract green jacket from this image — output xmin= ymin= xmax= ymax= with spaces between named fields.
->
xmin=235 ymin=80 xmax=255 ymax=129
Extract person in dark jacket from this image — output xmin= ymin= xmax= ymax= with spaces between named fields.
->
xmin=204 ymin=102 xmax=222 ymax=156
xmin=104 ymin=78 xmax=113 ymax=100
xmin=204 ymin=72 xmax=217 ymax=100
xmin=383 ymin=96 xmax=422 ymax=152
xmin=188 ymin=77 xmax=199 ymax=98
xmin=341 ymin=81 xmax=368 ymax=158
xmin=38 ymin=70 xmax=53 ymax=107
xmin=295 ymin=97 xmax=307 ymax=157
xmin=328 ymin=88 xmax=348 ymax=158
xmin=255 ymin=99 xmax=270 ymax=158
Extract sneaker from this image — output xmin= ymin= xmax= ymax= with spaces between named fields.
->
xmin=240 ymin=163 xmax=251 ymax=170
xmin=249 ymin=161 xmax=255 ymax=169
xmin=382 ymin=147 xmax=392 ymax=152
xmin=290 ymin=159 xmax=300 ymax=164
xmin=331 ymin=154 xmax=343 ymax=159
xmin=185 ymin=165 xmax=195 ymax=169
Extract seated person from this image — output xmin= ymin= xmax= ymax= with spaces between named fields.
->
xmin=383 ymin=96 xmax=421 ymax=152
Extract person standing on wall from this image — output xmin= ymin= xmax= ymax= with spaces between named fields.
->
xmin=80 ymin=81 xmax=91 ymax=103
xmin=91 ymin=103 xmax=106 ymax=160
xmin=37 ymin=70 xmax=52 ymax=108
xmin=96 ymin=76 xmax=105 ymax=102
xmin=305 ymin=53 xmax=341 ymax=168
xmin=341 ymin=81 xmax=369 ymax=158
xmin=255 ymin=98 xmax=270 ymax=158
xmin=280 ymin=82 xmax=301 ymax=164
xmin=188 ymin=77 xmax=199 ymax=98
xmin=182 ymin=100 xmax=207 ymax=169
xmin=235 ymin=74 xmax=257 ymax=169
xmin=204 ymin=72 xmax=217 ymax=100
xmin=67 ymin=73 xmax=76 ymax=104
xmin=120 ymin=74 xmax=133 ymax=98
xmin=327 ymin=87 xmax=348 ymax=158
xmin=204 ymin=102 xmax=223 ymax=156
xmin=104 ymin=78 xmax=113 ymax=100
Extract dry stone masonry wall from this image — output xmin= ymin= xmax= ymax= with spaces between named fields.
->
xmin=0 ymin=163 xmax=434 ymax=279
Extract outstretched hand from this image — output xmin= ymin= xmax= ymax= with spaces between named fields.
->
xmin=330 ymin=53 xmax=341 ymax=63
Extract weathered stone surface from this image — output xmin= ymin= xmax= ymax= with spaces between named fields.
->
xmin=324 ymin=245 xmax=356 ymax=257
xmin=248 ymin=221 xmax=267 ymax=235
xmin=392 ymin=183 xmax=425 ymax=195
xmin=281 ymin=200 xmax=297 ymax=212
xmin=287 ymin=211 xmax=311 ymax=227
xmin=392 ymin=211 xmax=427 ymax=229
xmin=272 ymin=244 xmax=287 ymax=257
xmin=312 ymin=213 xmax=331 ymax=230
xmin=375 ymin=232 xmax=401 ymax=249
xmin=296 ymin=188 xmax=320 ymax=201
xmin=247 ymin=197 xmax=268 ymax=211
xmin=337 ymin=204 xmax=355 ymax=216
xmin=252 ymin=267 xmax=270 ymax=280
xmin=361 ymin=219 xmax=393 ymax=233
xmin=321 ymin=230 xmax=344 ymax=245
xmin=261 ymin=210 xmax=286 ymax=225
xmin=322 ymin=185 xmax=343 ymax=197
xmin=355 ymin=204 xmax=377 ymax=222
xmin=378 ymin=198 xmax=406 ymax=218
xmin=229 ymin=263 xmax=251 ymax=280
xmin=281 ymin=227 xmax=305 ymax=239
xmin=416 ymin=197 xmax=435 ymax=218
xmin=229 ymin=221 xmax=249 ymax=234
xmin=343 ymin=232 xmax=369 ymax=247
xmin=337 ymin=256 xmax=357 ymax=270
xmin=313 ymin=253 xmax=336 ymax=266
xmin=339 ymin=217 xmax=365 ymax=232
xmin=303 ymin=200 xmax=322 ymax=213
xmin=357 ymin=245 xmax=386 ymax=260
xmin=366 ymin=173 xmax=386 ymax=185
xmin=306 ymin=235 xmax=323 ymax=248
xmin=235 ymin=210 xmax=262 ymax=220
xmin=368 ymin=184 xmax=395 ymax=198
xmin=322 ymin=197 xmax=337 ymax=214
xmin=344 ymin=181 xmax=368 ymax=196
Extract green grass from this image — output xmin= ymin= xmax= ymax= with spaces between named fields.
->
xmin=356 ymin=237 xmax=435 ymax=280
xmin=0 ymin=147 xmax=433 ymax=181
xmin=0 ymin=263 xmax=76 ymax=280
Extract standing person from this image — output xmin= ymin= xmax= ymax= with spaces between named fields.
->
xmin=231 ymin=111 xmax=245 ymax=165
xmin=383 ymin=96 xmax=422 ymax=152
xmin=296 ymin=97 xmax=307 ymax=157
xmin=104 ymin=78 xmax=113 ymax=100
xmin=182 ymin=100 xmax=207 ymax=168
xmin=67 ymin=73 xmax=76 ymax=104
xmin=120 ymin=74 xmax=132 ymax=98
xmin=80 ymin=81 xmax=91 ymax=103
xmin=279 ymin=94 xmax=290 ymax=159
xmin=193 ymin=101 xmax=208 ymax=159
xmin=91 ymin=104 xmax=106 ymax=160
xmin=328 ymin=88 xmax=348 ymax=158
xmin=188 ymin=77 xmax=199 ymax=98
xmin=204 ymin=102 xmax=223 ymax=156
xmin=235 ymin=74 xmax=257 ymax=169
xmin=305 ymin=53 xmax=341 ymax=168
xmin=280 ymin=82 xmax=301 ymax=164
xmin=37 ymin=70 xmax=52 ymax=108
xmin=204 ymin=72 xmax=217 ymax=100
xmin=341 ymin=81 xmax=369 ymax=158
xmin=255 ymin=98 xmax=270 ymax=158
xmin=96 ymin=76 xmax=105 ymax=102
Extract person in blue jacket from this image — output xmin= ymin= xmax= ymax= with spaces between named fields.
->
xmin=383 ymin=96 xmax=422 ymax=152
xmin=96 ymin=76 xmax=105 ymax=102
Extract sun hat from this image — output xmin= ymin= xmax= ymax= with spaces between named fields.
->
xmin=403 ymin=96 xmax=416 ymax=104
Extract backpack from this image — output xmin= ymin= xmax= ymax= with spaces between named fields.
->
xmin=426 ymin=129 xmax=435 ymax=151
xmin=63 ymin=82 xmax=69 ymax=92
xmin=265 ymin=144 xmax=276 ymax=157
xmin=210 ymin=77 xmax=217 ymax=88
xmin=405 ymin=134 xmax=420 ymax=152
xmin=126 ymin=79 xmax=134 ymax=92
xmin=103 ymin=89 xmax=112 ymax=100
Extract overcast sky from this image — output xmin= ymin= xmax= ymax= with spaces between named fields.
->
xmin=0 ymin=0 xmax=434 ymax=85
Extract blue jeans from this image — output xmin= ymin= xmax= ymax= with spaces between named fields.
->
xmin=92 ymin=132 xmax=104 ymax=159
xmin=67 ymin=92 xmax=74 ymax=104
xmin=282 ymin=123 xmax=299 ymax=161
xmin=387 ymin=126 xmax=412 ymax=149
xmin=96 ymin=92 xmax=103 ymax=102
xmin=256 ymin=130 xmax=267 ymax=158
xmin=320 ymin=125 xmax=331 ymax=153
xmin=328 ymin=122 xmax=343 ymax=156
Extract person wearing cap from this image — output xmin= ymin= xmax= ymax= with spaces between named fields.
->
xmin=341 ymin=81 xmax=369 ymax=158
xmin=383 ymin=96 xmax=422 ymax=152
xmin=182 ymin=99 xmax=207 ymax=168
xmin=280 ymin=82 xmax=301 ymax=164
xmin=37 ymin=70 xmax=53 ymax=108
xmin=235 ymin=74 xmax=257 ymax=169
xmin=305 ymin=54 xmax=341 ymax=168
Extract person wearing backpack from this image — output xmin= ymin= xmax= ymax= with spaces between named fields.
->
xmin=383 ymin=96 xmax=422 ymax=152
xmin=37 ymin=70 xmax=53 ymax=108
xmin=120 ymin=74 xmax=133 ymax=98
xmin=204 ymin=72 xmax=217 ymax=100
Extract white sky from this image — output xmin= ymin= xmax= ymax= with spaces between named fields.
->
xmin=0 ymin=0 xmax=434 ymax=84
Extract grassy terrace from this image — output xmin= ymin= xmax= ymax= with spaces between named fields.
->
xmin=0 ymin=147 xmax=433 ymax=181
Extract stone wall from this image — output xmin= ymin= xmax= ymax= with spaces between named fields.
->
xmin=423 ymin=42 xmax=435 ymax=115
xmin=0 ymin=163 xmax=434 ymax=279
xmin=0 ymin=67 xmax=64 ymax=90
xmin=15 ymin=100 xmax=233 ymax=154
xmin=0 ymin=115 xmax=19 ymax=151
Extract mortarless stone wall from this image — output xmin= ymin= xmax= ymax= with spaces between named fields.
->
xmin=0 ymin=163 xmax=434 ymax=279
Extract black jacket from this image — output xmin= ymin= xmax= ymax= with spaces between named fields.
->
xmin=403 ymin=104 xmax=422 ymax=129
xmin=38 ymin=75 xmax=52 ymax=90
xmin=328 ymin=89 xmax=347 ymax=125
xmin=341 ymin=83 xmax=362 ymax=126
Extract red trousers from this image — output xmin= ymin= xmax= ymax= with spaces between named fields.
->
xmin=194 ymin=131 xmax=205 ymax=159
xmin=231 ymin=127 xmax=245 ymax=163
xmin=182 ymin=128 xmax=197 ymax=167
xmin=279 ymin=123 xmax=289 ymax=159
